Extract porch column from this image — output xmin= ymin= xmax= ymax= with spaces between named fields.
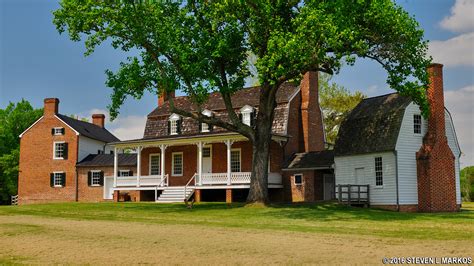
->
xmin=197 ymin=141 xmax=203 ymax=186
xmin=136 ymin=146 xmax=142 ymax=187
xmin=160 ymin=144 xmax=167 ymax=186
xmin=113 ymin=147 xmax=118 ymax=187
xmin=225 ymin=140 xmax=233 ymax=185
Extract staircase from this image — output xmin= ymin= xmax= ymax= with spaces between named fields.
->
xmin=156 ymin=186 xmax=194 ymax=203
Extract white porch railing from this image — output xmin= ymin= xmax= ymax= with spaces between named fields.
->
xmin=200 ymin=172 xmax=281 ymax=185
xmin=114 ymin=175 xmax=165 ymax=187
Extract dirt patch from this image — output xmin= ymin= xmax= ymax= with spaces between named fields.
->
xmin=0 ymin=215 xmax=472 ymax=265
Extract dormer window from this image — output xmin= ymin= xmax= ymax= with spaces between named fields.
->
xmin=200 ymin=109 xmax=213 ymax=133
xmin=239 ymin=105 xmax=255 ymax=126
xmin=168 ymin=113 xmax=181 ymax=135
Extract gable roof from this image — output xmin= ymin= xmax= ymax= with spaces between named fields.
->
xmin=76 ymin=154 xmax=137 ymax=167
xmin=283 ymin=150 xmax=334 ymax=170
xmin=143 ymin=83 xmax=299 ymax=139
xmin=56 ymin=114 xmax=120 ymax=143
xmin=334 ymin=93 xmax=412 ymax=156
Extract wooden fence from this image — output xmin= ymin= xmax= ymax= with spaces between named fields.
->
xmin=335 ymin=184 xmax=370 ymax=206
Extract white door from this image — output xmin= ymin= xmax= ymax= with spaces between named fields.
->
xmin=323 ymin=174 xmax=335 ymax=200
xmin=103 ymin=177 xmax=114 ymax=200
xmin=202 ymin=146 xmax=212 ymax=173
xmin=355 ymin=168 xmax=365 ymax=184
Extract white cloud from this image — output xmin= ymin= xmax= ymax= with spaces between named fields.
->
xmin=81 ymin=108 xmax=147 ymax=141
xmin=445 ymin=85 xmax=474 ymax=167
xmin=428 ymin=32 xmax=474 ymax=67
xmin=440 ymin=0 xmax=474 ymax=33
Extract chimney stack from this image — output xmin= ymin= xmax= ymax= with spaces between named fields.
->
xmin=300 ymin=71 xmax=325 ymax=152
xmin=158 ymin=91 xmax=175 ymax=106
xmin=416 ymin=63 xmax=457 ymax=212
xmin=92 ymin=114 xmax=105 ymax=128
xmin=44 ymin=98 xmax=59 ymax=117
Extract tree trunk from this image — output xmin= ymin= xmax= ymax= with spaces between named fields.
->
xmin=246 ymin=86 xmax=277 ymax=204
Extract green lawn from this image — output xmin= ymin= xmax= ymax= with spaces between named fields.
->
xmin=1 ymin=202 xmax=473 ymax=240
xmin=0 ymin=202 xmax=473 ymax=264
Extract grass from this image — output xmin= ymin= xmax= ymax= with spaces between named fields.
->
xmin=0 ymin=202 xmax=473 ymax=264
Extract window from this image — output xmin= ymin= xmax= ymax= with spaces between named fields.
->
xmin=240 ymin=105 xmax=254 ymax=126
xmin=53 ymin=142 xmax=67 ymax=159
xmin=169 ymin=113 xmax=181 ymax=135
xmin=52 ymin=127 xmax=64 ymax=135
xmin=90 ymin=171 xmax=102 ymax=186
xmin=51 ymin=172 xmax=65 ymax=187
xmin=201 ymin=110 xmax=212 ymax=133
xmin=172 ymin=153 xmax=183 ymax=176
xmin=230 ymin=149 xmax=241 ymax=172
xmin=294 ymin=174 xmax=303 ymax=185
xmin=119 ymin=170 xmax=131 ymax=177
xmin=202 ymin=147 xmax=211 ymax=158
xmin=413 ymin=114 xmax=422 ymax=134
xmin=150 ymin=154 xmax=161 ymax=175
xmin=375 ymin=157 xmax=383 ymax=186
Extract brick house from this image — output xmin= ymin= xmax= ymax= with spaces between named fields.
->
xmin=18 ymin=98 xmax=119 ymax=204
xmin=334 ymin=64 xmax=461 ymax=212
xmin=18 ymin=71 xmax=333 ymax=204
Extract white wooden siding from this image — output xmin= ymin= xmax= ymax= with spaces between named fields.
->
xmin=334 ymin=152 xmax=397 ymax=205
xmin=395 ymin=102 xmax=461 ymax=205
xmin=78 ymin=136 xmax=110 ymax=161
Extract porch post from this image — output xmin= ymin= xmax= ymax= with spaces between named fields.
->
xmin=197 ymin=141 xmax=203 ymax=186
xmin=113 ymin=147 xmax=118 ymax=187
xmin=225 ymin=140 xmax=233 ymax=185
xmin=136 ymin=146 xmax=142 ymax=187
xmin=160 ymin=144 xmax=167 ymax=186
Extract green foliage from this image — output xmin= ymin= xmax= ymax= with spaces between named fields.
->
xmin=460 ymin=166 xmax=474 ymax=202
xmin=53 ymin=0 xmax=431 ymax=121
xmin=0 ymin=100 xmax=43 ymax=204
xmin=319 ymin=73 xmax=365 ymax=144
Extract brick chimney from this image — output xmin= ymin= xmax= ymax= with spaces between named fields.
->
xmin=92 ymin=114 xmax=105 ymax=128
xmin=416 ymin=63 xmax=458 ymax=212
xmin=158 ymin=91 xmax=175 ymax=106
xmin=300 ymin=71 xmax=325 ymax=152
xmin=44 ymin=98 xmax=59 ymax=117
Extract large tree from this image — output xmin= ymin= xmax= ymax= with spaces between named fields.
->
xmin=0 ymin=100 xmax=43 ymax=204
xmin=54 ymin=0 xmax=431 ymax=203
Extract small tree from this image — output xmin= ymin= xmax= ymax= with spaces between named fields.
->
xmin=54 ymin=0 xmax=431 ymax=203
xmin=319 ymin=73 xmax=365 ymax=145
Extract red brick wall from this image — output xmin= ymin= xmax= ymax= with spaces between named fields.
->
xmin=18 ymin=115 xmax=78 ymax=204
xmin=284 ymin=170 xmax=315 ymax=202
xmin=284 ymin=92 xmax=303 ymax=159
xmin=300 ymin=72 xmax=325 ymax=152
xmin=416 ymin=64 xmax=458 ymax=212
xmin=77 ymin=166 xmax=137 ymax=202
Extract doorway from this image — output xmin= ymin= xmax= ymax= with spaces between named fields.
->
xmin=323 ymin=174 xmax=335 ymax=200
xmin=202 ymin=146 xmax=212 ymax=173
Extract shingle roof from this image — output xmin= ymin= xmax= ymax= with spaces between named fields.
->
xmin=334 ymin=93 xmax=412 ymax=156
xmin=143 ymin=83 xmax=299 ymax=139
xmin=57 ymin=114 xmax=120 ymax=143
xmin=76 ymin=154 xmax=137 ymax=167
xmin=283 ymin=150 xmax=334 ymax=170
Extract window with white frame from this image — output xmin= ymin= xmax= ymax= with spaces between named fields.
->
xmin=53 ymin=127 xmax=64 ymax=135
xmin=169 ymin=113 xmax=180 ymax=135
xmin=413 ymin=114 xmax=422 ymax=134
xmin=230 ymin=149 xmax=241 ymax=172
xmin=375 ymin=157 xmax=383 ymax=186
xmin=53 ymin=142 xmax=66 ymax=159
xmin=53 ymin=172 xmax=64 ymax=187
xmin=294 ymin=174 xmax=303 ymax=185
xmin=240 ymin=105 xmax=253 ymax=126
xmin=201 ymin=110 xmax=212 ymax=132
xmin=150 ymin=154 xmax=161 ymax=175
xmin=172 ymin=153 xmax=183 ymax=176
xmin=91 ymin=171 xmax=101 ymax=186
xmin=119 ymin=170 xmax=131 ymax=177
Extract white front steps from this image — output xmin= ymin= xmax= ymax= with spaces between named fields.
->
xmin=156 ymin=186 xmax=194 ymax=203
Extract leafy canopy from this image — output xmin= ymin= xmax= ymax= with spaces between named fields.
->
xmin=53 ymin=0 xmax=432 ymax=128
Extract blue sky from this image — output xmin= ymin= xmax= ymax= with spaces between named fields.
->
xmin=1 ymin=0 xmax=473 ymax=166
